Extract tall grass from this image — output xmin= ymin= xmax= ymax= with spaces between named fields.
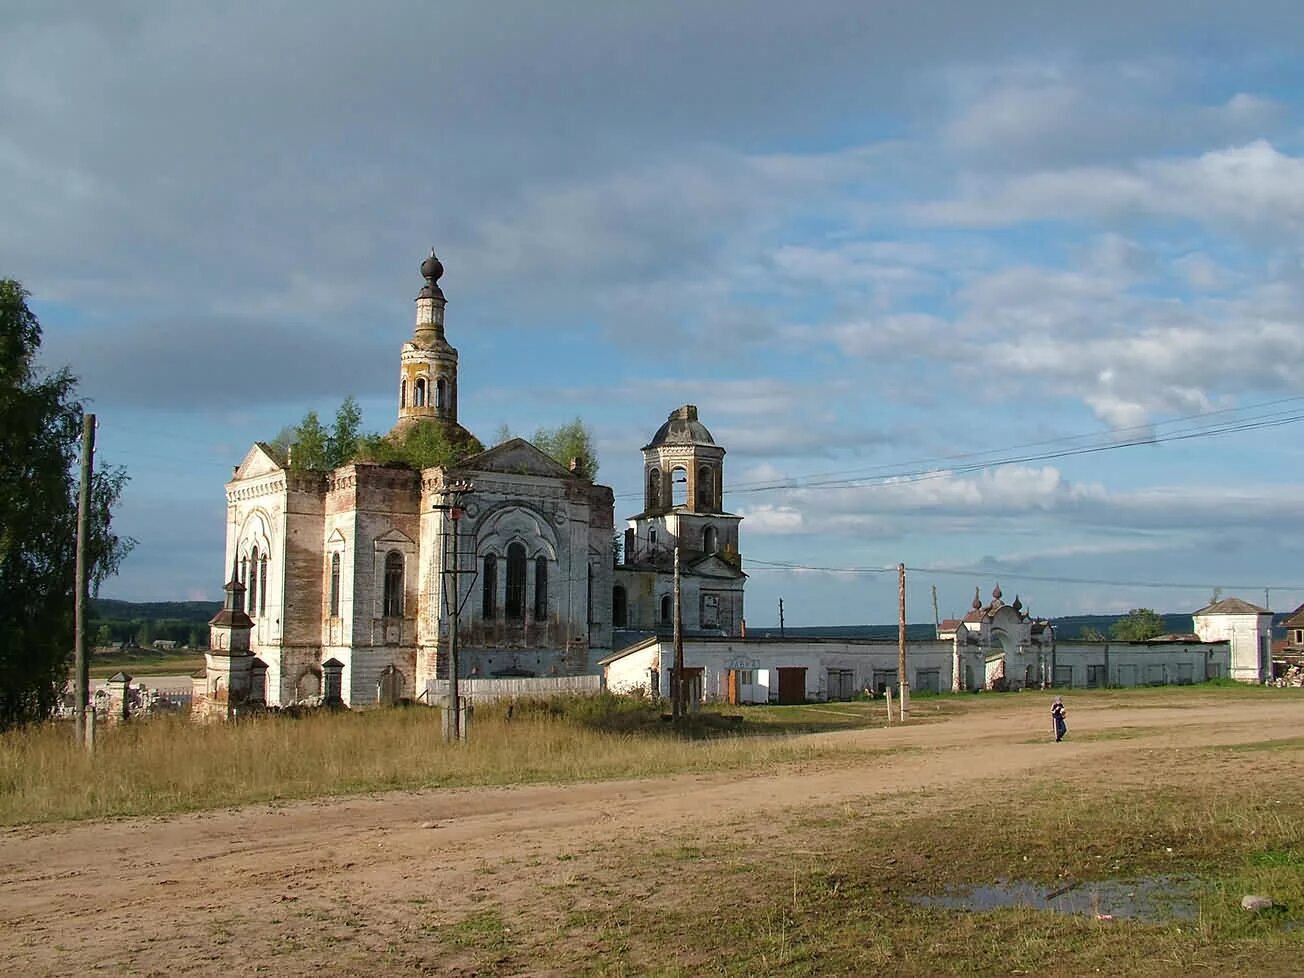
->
xmin=0 ymin=697 xmax=844 ymax=826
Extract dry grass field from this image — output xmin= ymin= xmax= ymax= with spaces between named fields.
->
xmin=2 ymin=687 xmax=1302 ymax=977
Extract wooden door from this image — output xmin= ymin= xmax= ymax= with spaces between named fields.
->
xmin=776 ymin=667 xmax=806 ymax=705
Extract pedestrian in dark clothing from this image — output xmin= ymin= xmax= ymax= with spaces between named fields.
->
xmin=1051 ymin=696 xmax=1067 ymax=742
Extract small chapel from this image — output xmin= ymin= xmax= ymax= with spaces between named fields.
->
xmin=196 ymin=253 xmax=747 ymax=715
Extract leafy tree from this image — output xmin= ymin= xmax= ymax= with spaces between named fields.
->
xmin=355 ymin=422 xmax=483 ymax=471
xmin=0 ymin=280 xmax=133 ymax=729
xmin=289 ymin=410 xmax=329 ymax=470
xmin=530 ymin=418 xmax=599 ymax=478
xmin=1110 ymin=608 xmax=1165 ymax=642
xmin=327 ymin=395 xmax=362 ymax=468
xmin=1079 ymin=626 xmax=1106 ymax=642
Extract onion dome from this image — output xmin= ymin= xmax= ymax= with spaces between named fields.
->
xmin=418 ymin=249 xmax=445 ymax=300
xmin=992 ymin=582 xmax=1003 ymax=601
xmin=972 ymin=587 xmax=982 ymax=610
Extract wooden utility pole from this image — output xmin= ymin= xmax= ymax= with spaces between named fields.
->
xmin=73 ymin=413 xmax=95 ymax=749
xmin=436 ymin=480 xmax=474 ymax=742
xmin=931 ymin=584 xmax=940 ymax=637
xmin=897 ymin=562 xmax=908 ymax=721
xmin=778 ymin=597 xmax=785 ymax=638
xmin=672 ymin=545 xmax=684 ymax=721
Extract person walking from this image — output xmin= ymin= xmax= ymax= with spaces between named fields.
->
xmin=1051 ymin=696 xmax=1067 ymax=742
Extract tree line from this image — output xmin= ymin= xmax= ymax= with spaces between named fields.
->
xmin=1 ymin=280 xmax=133 ymax=729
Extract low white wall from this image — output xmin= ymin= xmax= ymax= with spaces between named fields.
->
xmin=426 ymin=674 xmax=603 ymax=704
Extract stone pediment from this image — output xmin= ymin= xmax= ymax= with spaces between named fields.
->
xmin=232 ymin=443 xmax=285 ymax=481
xmin=374 ymin=527 xmax=416 ymax=548
xmin=459 ymin=438 xmax=575 ymax=480
xmin=687 ymin=553 xmax=747 ymax=581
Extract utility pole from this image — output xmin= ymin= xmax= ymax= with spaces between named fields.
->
xmin=898 ymin=562 xmax=908 ymax=721
xmin=74 ymin=413 xmax=95 ymax=749
xmin=672 ymin=544 xmax=684 ymax=721
xmin=931 ymin=584 xmax=940 ymax=638
xmin=435 ymin=479 xmax=474 ymax=742
xmin=778 ymin=597 xmax=785 ymax=639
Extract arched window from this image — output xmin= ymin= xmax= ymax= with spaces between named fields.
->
xmin=671 ymin=467 xmax=688 ymax=507
xmin=239 ymin=556 xmax=248 ymax=611
xmin=414 ymin=378 xmax=426 ymax=407
xmin=647 ymin=468 xmax=661 ymax=510
xmin=436 ymin=377 xmax=447 ymax=411
xmin=247 ymin=547 xmax=259 ymax=617
xmin=649 ymin=526 xmax=657 ymax=549
xmin=258 ymin=555 xmax=268 ymax=615
xmin=383 ymin=551 xmax=404 ymax=617
xmin=482 ymin=554 xmax=497 ymax=618
xmin=612 ymin=585 xmax=628 ymax=628
xmin=329 ymin=553 xmax=341 ymax=617
xmin=400 ymin=379 xmax=407 ymax=408
xmin=703 ymin=526 xmax=718 ymax=554
xmin=697 ymin=466 xmax=713 ymax=509
xmin=660 ymin=594 xmax=672 ymax=624
xmin=534 ymin=556 xmax=548 ymax=620
xmin=505 ymin=543 xmax=526 ymax=621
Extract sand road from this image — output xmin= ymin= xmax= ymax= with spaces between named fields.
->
xmin=3 ymin=696 xmax=1299 ymax=976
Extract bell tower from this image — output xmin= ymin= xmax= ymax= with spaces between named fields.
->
xmin=397 ymin=250 xmax=459 ymax=428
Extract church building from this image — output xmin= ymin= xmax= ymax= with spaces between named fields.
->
xmin=204 ymin=253 xmax=617 ymax=709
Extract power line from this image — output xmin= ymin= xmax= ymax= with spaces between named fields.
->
xmin=610 ymin=396 xmax=1304 ymax=500
xmin=741 ymin=555 xmax=1304 ymax=593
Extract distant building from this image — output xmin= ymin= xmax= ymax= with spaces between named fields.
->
xmin=1192 ymin=597 xmax=1273 ymax=683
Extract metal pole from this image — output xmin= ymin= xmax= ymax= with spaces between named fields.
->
xmin=898 ymin=562 xmax=908 ymax=721
xmin=74 ymin=413 xmax=94 ymax=748
xmin=673 ymin=544 xmax=683 ymax=720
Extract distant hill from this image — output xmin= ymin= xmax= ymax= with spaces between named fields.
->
xmin=91 ymin=598 xmax=221 ymax=623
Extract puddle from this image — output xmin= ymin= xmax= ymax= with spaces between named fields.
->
xmin=912 ymin=877 xmax=1201 ymax=922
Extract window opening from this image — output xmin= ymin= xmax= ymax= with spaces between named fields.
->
xmin=660 ymin=594 xmax=672 ymax=623
xmin=482 ymin=554 xmax=498 ymax=618
xmin=671 ymin=467 xmax=688 ymax=507
xmin=702 ymin=526 xmax=717 ymax=554
xmin=400 ymin=379 xmax=407 ymax=408
xmin=534 ymin=556 xmax=548 ymax=620
xmin=647 ymin=468 xmax=661 ymax=510
xmin=697 ymin=465 xmax=713 ymax=509
xmin=383 ymin=550 xmax=404 ymax=617
xmin=505 ymin=543 xmax=526 ymax=621
xmin=258 ymin=555 xmax=268 ymax=615
xmin=436 ymin=377 xmax=447 ymax=411
xmin=329 ymin=553 xmax=341 ymax=617
xmin=612 ymin=585 xmax=628 ymax=628
xmin=248 ymin=547 xmax=259 ymax=617
xmin=414 ymin=378 xmax=426 ymax=407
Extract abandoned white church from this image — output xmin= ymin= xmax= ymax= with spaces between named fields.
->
xmin=195 ymin=253 xmax=746 ymax=715
xmin=194 ymin=252 xmax=1275 ymax=718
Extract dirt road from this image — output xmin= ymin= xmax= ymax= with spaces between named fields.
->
xmin=3 ymin=696 xmax=1298 ymax=976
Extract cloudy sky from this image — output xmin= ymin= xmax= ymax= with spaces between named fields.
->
xmin=6 ymin=1 xmax=1304 ymax=625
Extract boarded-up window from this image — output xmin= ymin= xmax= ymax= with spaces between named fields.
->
xmin=1087 ymin=664 xmax=1106 ymax=688
xmin=701 ymin=593 xmax=719 ymax=629
xmin=1175 ymin=662 xmax=1194 ymax=684
xmin=827 ymin=669 xmax=857 ymax=700
xmin=1054 ymin=665 xmax=1073 ymax=687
